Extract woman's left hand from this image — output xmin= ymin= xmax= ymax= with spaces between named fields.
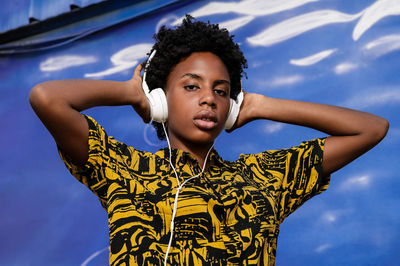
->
xmin=226 ymin=91 xmax=260 ymax=132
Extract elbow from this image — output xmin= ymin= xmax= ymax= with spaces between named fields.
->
xmin=369 ymin=116 xmax=389 ymax=144
xmin=29 ymin=83 xmax=52 ymax=111
xmin=378 ymin=117 xmax=389 ymax=140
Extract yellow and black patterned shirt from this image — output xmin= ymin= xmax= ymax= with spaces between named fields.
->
xmin=58 ymin=115 xmax=330 ymax=266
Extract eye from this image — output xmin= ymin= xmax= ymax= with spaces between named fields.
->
xmin=184 ymin=85 xmax=199 ymax=91
xmin=214 ymin=89 xmax=228 ymax=96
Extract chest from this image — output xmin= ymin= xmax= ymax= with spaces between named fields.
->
xmin=106 ymin=168 xmax=278 ymax=230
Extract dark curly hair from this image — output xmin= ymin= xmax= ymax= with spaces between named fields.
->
xmin=144 ymin=15 xmax=247 ymax=140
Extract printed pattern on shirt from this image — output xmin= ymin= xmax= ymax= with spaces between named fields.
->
xmin=58 ymin=115 xmax=329 ymax=266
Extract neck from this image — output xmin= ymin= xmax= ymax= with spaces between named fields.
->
xmin=168 ymin=137 xmax=214 ymax=169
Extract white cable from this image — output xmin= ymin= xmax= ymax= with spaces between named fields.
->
xmin=161 ymin=122 xmax=214 ymax=265
xmin=162 ymin=123 xmax=180 ymax=186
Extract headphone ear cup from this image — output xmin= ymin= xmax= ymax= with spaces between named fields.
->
xmin=142 ymin=50 xmax=168 ymax=123
xmin=224 ymin=90 xmax=244 ymax=130
xmin=148 ymin=88 xmax=168 ymax=123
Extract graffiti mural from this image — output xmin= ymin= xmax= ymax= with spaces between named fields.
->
xmin=1 ymin=0 xmax=399 ymax=265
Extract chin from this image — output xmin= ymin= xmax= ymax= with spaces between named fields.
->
xmin=168 ymin=121 xmax=224 ymax=146
xmin=190 ymin=129 xmax=222 ymax=144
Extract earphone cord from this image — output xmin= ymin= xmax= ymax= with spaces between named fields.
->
xmin=161 ymin=122 xmax=214 ymax=266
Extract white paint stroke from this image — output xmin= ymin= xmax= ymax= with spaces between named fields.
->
xmin=353 ymin=0 xmax=400 ymax=41
xmin=251 ymin=61 xmax=264 ymax=68
xmin=363 ymin=34 xmax=400 ymax=58
xmin=219 ymin=15 xmax=255 ymax=32
xmin=81 ymin=246 xmax=108 ymax=266
xmin=40 ymin=55 xmax=97 ymax=72
xmin=110 ymin=43 xmax=153 ymax=65
xmin=264 ymin=122 xmax=284 ymax=134
xmin=343 ymin=88 xmax=400 ymax=108
xmin=290 ymin=48 xmax=337 ymax=66
xmin=173 ymin=0 xmax=318 ymax=25
xmin=247 ymin=10 xmax=362 ymax=47
xmin=156 ymin=14 xmax=179 ymax=33
xmin=334 ymin=62 xmax=358 ymax=75
xmin=269 ymin=74 xmax=304 ymax=87
xmin=339 ymin=174 xmax=371 ymax=191
xmin=84 ymin=63 xmax=136 ymax=78
xmin=322 ymin=212 xmax=337 ymax=223
xmin=85 ymin=43 xmax=153 ymax=78
xmin=320 ymin=208 xmax=353 ymax=224
xmin=314 ymin=243 xmax=332 ymax=253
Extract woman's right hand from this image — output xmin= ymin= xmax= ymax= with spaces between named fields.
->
xmin=126 ymin=63 xmax=151 ymax=123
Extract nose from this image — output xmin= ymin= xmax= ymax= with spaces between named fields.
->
xmin=199 ymin=88 xmax=216 ymax=108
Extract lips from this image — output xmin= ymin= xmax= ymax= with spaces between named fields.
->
xmin=193 ymin=110 xmax=218 ymax=130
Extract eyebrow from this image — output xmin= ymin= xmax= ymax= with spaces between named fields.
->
xmin=181 ymin=73 xmax=230 ymax=86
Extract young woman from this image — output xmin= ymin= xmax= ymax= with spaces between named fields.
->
xmin=29 ymin=16 xmax=388 ymax=265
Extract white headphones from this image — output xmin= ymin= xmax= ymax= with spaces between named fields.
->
xmin=142 ymin=50 xmax=169 ymax=123
xmin=142 ymin=50 xmax=243 ymax=129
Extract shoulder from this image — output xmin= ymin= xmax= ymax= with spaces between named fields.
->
xmin=235 ymin=138 xmax=327 ymax=170
xmin=84 ymin=114 xmax=156 ymax=163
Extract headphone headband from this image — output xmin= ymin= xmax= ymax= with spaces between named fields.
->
xmin=142 ymin=50 xmax=157 ymax=94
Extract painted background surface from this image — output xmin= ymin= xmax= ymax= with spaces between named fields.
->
xmin=1 ymin=0 xmax=399 ymax=265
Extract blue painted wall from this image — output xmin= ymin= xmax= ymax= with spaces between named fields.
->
xmin=0 ymin=0 xmax=105 ymax=33
xmin=1 ymin=0 xmax=399 ymax=265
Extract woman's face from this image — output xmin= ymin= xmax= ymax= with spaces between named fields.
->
xmin=164 ymin=52 xmax=231 ymax=148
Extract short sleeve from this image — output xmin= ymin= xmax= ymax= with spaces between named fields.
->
xmin=241 ymin=138 xmax=330 ymax=223
xmin=278 ymin=138 xmax=330 ymax=221
xmin=57 ymin=115 xmax=111 ymax=209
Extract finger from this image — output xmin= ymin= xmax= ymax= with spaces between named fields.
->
xmin=133 ymin=63 xmax=143 ymax=78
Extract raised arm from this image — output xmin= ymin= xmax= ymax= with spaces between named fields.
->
xmin=29 ymin=64 xmax=150 ymax=168
xmin=231 ymin=92 xmax=389 ymax=177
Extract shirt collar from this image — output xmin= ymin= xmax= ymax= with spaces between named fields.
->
xmin=155 ymin=147 xmax=225 ymax=168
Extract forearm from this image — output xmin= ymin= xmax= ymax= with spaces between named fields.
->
xmin=250 ymin=94 xmax=387 ymax=138
xmin=244 ymin=93 xmax=389 ymax=176
xmin=30 ymin=79 xmax=137 ymax=112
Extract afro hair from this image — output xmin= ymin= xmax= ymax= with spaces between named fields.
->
xmin=144 ymin=14 xmax=247 ymax=140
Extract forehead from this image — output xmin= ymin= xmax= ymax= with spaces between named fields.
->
xmin=168 ymin=52 xmax=230 ymax=81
